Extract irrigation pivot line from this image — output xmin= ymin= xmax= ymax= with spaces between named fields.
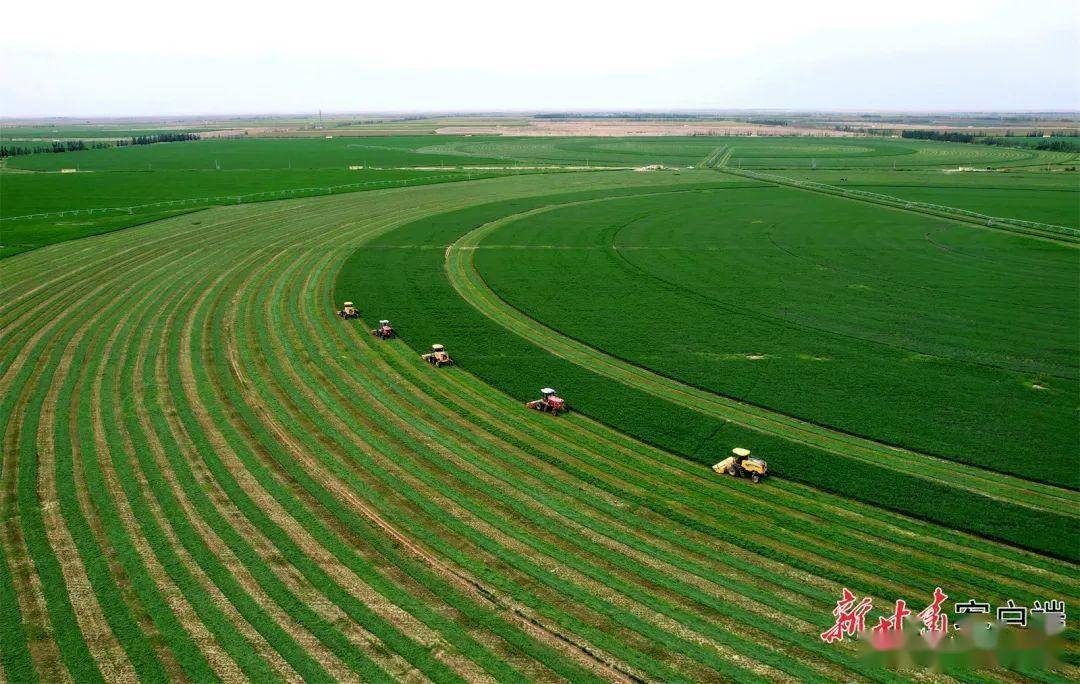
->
xmin=724 ymin=168 xmax=1078 ymax=242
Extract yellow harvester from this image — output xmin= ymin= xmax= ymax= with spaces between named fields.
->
xmin=421 ymin=344 xmax=454 ymax=367
xmin=713 ymin=447 xmax=768 ymax=483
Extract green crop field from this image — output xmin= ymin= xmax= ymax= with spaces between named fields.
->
xmin=417 ymin=135 xmax=1077 ymax=169
xmin=0 ymin=125 xmax=220 ymax=140
xmin=469 ymin=185 xmax=1079 ymax=484
xmin=0 ymin=137 xmax=535 ymax=257
xmin=2 ymin=133 xmax=1078 ymax=681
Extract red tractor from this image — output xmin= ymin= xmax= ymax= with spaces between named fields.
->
xmin=372 ymin=319 xmax=394 ymax=339
xmin=337 ymin=301 xmax=360 ymax=319
xmin=526 ymin=388 xmax=568 ymax=415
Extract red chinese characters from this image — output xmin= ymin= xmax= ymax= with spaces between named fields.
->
xmin=872 ymin=599 xmax=912 ymax=634
xmin=821 ymin=588 xmax=874 ymax=643
xmin=917 ymin=587 xmax=949 ymax=633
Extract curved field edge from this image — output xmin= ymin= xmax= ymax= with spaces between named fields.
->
xmin=456 ymin=196 xmax=1079 ymax=506
xmin=463 ymin=186 xmax=1078 ymax=487
xmin=337 ymin=180 xmax=1080 ymax=560
xmin=2 ymin=173 xmax=1076 ymax=681
xmin=0 ymin=168 xmax=536 ymax=260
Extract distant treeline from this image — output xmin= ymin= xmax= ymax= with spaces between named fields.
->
xmin=0 ymin=131 xmax=199 ymax=158
xmin=0 ymin=140 xmax=109 ymax=157
xmin=900 ymin=129 xmax=1080 ymax=152
xmin=124 ymin=132 xmax=199 ymax=146
xmin=985 ymin=137 xmax=1080 ymax=152
xmin=901 ymin=130 xmax=979 ymax=143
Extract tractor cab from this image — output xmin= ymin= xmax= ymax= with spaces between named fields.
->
xmin=745 ymin=457 xmax=767 ymax=471
xmin=526 ymin=387 xmax=568 ymax=414
xmin=712 ymin=447 xmax=768 ymax=483
xmin=337 ymin=301 xmax=360 ymax=319
xmin=372 ymin=319 xmax=394 ymax=339
xmin=422 ymin=344 xmax=454 ymax=367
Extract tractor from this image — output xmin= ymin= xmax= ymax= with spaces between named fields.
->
xmin=337 ymin=301 xmax=360 ymax=319
xmin=526 ymin=388 xmax=568 ymax=415
xmin=372 ymin=320 xmax=394 ymax=339
xmin=712 ymin=447 xmax=768 ymax=483
xmin=422 ymin=344 xmax=454 ymax=367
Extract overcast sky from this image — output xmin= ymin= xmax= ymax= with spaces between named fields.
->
xmin=2 ymin=0 xmax=1077 ymax=117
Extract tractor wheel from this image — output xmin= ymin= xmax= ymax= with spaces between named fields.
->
xmin=726 ymin=466 xmax=737 ymax=476
xmin=751 ymin=473 xmax=760 ymax=484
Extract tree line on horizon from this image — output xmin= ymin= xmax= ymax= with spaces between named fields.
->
xmin=0 ymin=131 xmax=200 ymax=158
xmin=900 ymin=129 xmax=1080 ymax=152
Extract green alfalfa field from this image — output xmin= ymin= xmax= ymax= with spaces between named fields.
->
xmin=2 ymin=134 xmax=1079 ymax=681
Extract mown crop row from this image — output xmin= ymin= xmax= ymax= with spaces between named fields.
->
xmin=339 ymin=181 xmax=1079 ymax=558
xmin=2 ymin=171 xmax=1077 ymax=681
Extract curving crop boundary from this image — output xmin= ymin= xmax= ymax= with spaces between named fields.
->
xmin=341 ymin=181 xmax=1079 ymax=559
xmin=4 ymin=172 xmax=1078 ymax=680
xmin=447 ymin=197 xmax=1080 ymax=515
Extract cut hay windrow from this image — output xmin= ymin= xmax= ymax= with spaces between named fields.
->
xmin=185 ymin=245 xmax=488 ymax=682
xmin=203 ymin=197 xmax=630 ymax=678
xmin=247 ymin=249 xmax=635 ymax=682
xmin=1 ymin=241 xmax=222 ymax=682
xmin=109 ymin=271 xmax=296 ymax=681
xmin=238 ymin=192 xmax=825 ymax=678
xmin=356 ymin=327 xmax=1077 ymax=618
xmin=75 ymin=252 xmax=231 ymax=682
xmin=336 ymin=186 xmax=1077 ymax=560
xmin=1 ymin=171 xmax=1077 ymax=681
xmin=367 ymin=349 xmax=1074 ymax=607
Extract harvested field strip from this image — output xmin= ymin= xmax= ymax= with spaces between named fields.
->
xmin=225 ymin=193 xmax=825 ymax=678
xmin=76 ymin=257 xmax=226 ymax=682
xmin=2 ymin=172 xmax=1078 ymax=680
xmin=102 ymin=269 xmax=280 ymax=681
xmin=259 ymin=253 xmax=626 ymax=678
xmin=255 ymin=259 xmax=672 ymax=681
xmin=109 ymin=272 xmax=299 ymax=680
xmin=142 ymin=260 xmax=363 ymax=682
xmin=97 ymin=206 xmax=375 ymax=678
xmin=251 ymin=305 xmax=719 ymax=677
xmin=698 ymin=145 xmax=731 ymax=169
xmin=444 ymin=202 xmax=1078 ymax=520
xmin=47 ymin=258 xmax=201 ymax=682
xmin=363 ymin=332 xmax=1078 ymax=611
xmin=213 ymin=198 xmax=639 ymax=678
xmin=374 ymin=352 xmax=1077 ymax=606
xmin=295 ymin=296 xmax=851 ymax=674
xmin=190 ymin=240 xmax=508 ymax=680
xmin=0 ymin=237 xmax=221 ymax=678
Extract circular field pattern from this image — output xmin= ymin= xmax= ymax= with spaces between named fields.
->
xmin=2 ymin=172 xmax=1078 ymax=681
xmin=470 ymin=185 xmax=1079 ymax=485
xmin=416 ymin=136 xmax=1074 ymax=170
